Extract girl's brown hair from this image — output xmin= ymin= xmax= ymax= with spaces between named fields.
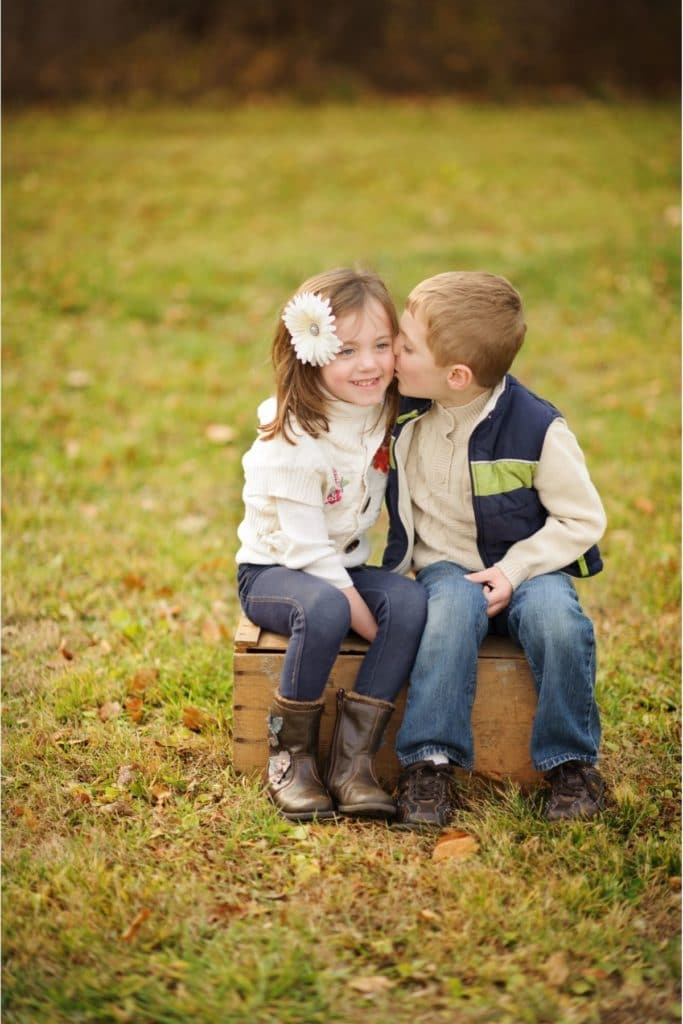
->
xmin=261 ymin=267 xmax=399 ymax=444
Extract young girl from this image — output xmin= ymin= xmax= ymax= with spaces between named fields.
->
xmin=236 ymin=268 xmax=427 ymax=823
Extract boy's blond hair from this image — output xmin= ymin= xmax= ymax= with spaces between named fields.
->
xmin=407 ymin=272 xmax=526 ymax=387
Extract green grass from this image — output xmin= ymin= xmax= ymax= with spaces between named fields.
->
xmin=3 ymin=101 xmax=680 ymax=1023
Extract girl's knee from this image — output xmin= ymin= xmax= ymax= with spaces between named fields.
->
xmin=388 ymin=579 xmax=428 ymax=631
xmin=295 ymin=586 xmax=351 ymax=640
xmin=395 ymin=576 xmax=428 ymax=612
xmin=360 ymin=574 xmax=424 ymax=619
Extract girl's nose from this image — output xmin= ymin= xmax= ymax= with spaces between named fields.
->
xmin=357 ymin=348 xmax=378 ymax=370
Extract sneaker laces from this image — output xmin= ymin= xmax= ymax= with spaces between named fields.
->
xmin=552 ymin=763 xmax=585 ymax=795
xmin=550 ymin=762 xmax=602 ymax=801
xmin=405 ymin=764 xmax=452 ymax=802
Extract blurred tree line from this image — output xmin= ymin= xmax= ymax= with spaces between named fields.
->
xmin=3 ymin=0 xmax=680 ymax=103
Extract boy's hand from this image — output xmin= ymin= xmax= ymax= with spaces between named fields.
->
xmin=464 ymin=567 xmax=513 ymax=617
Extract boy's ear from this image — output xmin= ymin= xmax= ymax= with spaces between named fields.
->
xmin=446 ymin=364 xmax=474 ymax=391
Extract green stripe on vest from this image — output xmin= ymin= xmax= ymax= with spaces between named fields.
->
xmin=471 ymin=460 xmax=538 ymax=496
xmin=397 ymin=409 xmax=421 ymax=425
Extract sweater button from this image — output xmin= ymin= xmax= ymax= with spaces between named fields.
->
xmin=344 ymin=539 xmax=360 ymax=553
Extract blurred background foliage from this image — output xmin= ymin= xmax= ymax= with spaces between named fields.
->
xmin=3 ymin=0 xmax=680 ymax=105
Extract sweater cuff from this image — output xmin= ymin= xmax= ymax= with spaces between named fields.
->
xmin=306 ymin=559 xmax=353 ymax=590
xmin=495 ymin=557 xmax=529 ymax=591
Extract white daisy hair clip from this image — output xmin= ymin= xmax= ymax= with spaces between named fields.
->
xmin=281 ymin=291 xmax=341 ymax=366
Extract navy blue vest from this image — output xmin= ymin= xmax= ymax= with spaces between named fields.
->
xmin=383 ymin=375 xmax=603 ymax=578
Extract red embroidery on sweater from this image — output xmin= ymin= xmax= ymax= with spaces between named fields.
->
xmin=372 ymin=443 xmax=390 ymax=474
xmin=324 ymin=468 xmax=347 ymax=505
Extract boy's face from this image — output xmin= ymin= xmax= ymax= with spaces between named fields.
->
xmin=394 ymin=307 xmax=453 ymax=402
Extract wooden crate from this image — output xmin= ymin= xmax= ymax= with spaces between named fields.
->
xmin=233 ymin=613 xmax=542 ymax=789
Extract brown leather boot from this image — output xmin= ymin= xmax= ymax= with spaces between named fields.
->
xmin=325 ymin=689 xmax=396 ymax=819
xmin=266 ymin=692 xmax=336 ymax=822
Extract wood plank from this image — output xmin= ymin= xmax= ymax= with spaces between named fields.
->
xmin=234 ymin=613 xmax=524 ymax=658
xmin=234 ymin=615 xmax=261 ymax=651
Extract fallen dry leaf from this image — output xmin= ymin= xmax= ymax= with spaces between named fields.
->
xmin=431 ymin=830 xmax=480 ymax=863
xmin=545 ymin=951 xmax=570 ymax=987
xmin=124 ymin=696 xmax=144 ymax=723
xmin=10 ymin=804 xmax=39 ymax=829
xmin=150 ymin=844 xmax=174 ymax=861
xmin=175 ymin=515 xmax=208 ymax=535
xmin=70 ymin=789 xmax=92 ymax=805
xmin=348 ymin=975 xmax=394 ymax=995
xmin=52 ymin=730 xmax=89 ymax=747
xmin=65 ymin=369 xmax=92 ymax=389
xmin=99 ymin=701 xmax=122 ymax=722
xmin=664 ymin=204 xmax=681 ymax=226
xmin=150 ymin=784 xmax=173 ymax=806
xmin=59 ymin=638 xmax=74 ymax=661
xmin=128 ymin=667 xmax=159 ymax=693
xmin=121 ymin=907 xmax=151 ymax=942
xmin=208 ymin=902 xmax=250 ymax=923
xmin=634 ymin=496 xmax=656 ymax=516
xmin=201 ymin=617 xmax=224 ymax=645
xmin=182 ymin=706 xmax=216 ymax=732
xmin=116 ymin=764 xmax=138 ymax=788
xmin=122 ymin=572 xmax=145 ymax=591
xmin=98 ymin=800 xmax=134 ymax=816
xmin=157 ymin=601 xmax=182 ymax=620
xmin=204 ymin=423 xmax=235 ymax=444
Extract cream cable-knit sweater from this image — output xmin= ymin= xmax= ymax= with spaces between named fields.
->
xmin=236 ymin=397 xmax=389 ymax=589
xmin=405 ymin=391 xmax=606 ymax=589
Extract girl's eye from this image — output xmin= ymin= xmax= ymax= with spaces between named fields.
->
xmin=339 ymin=347 xmax=355 ymax=357
xmin=402 ymin=344 xmax=413 ymax=354
xmin=376 ymin=341 xmax=391 ymax=351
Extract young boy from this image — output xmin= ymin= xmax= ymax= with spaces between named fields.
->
xmin=383 ymin=271 xmax=607 ymax=827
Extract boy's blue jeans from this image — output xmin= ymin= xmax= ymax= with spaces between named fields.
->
xmin=396 ymin=561 xmax=601 ymax=774
xmin=237 ymin=563 xmax=427 ymax=704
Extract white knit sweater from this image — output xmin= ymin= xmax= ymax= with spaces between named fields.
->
xmin=235 ymin=397 xmax=390 ymax=589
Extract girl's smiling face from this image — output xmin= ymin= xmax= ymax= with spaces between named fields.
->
xmin=320 ymin=298 xmax=395 ymax=406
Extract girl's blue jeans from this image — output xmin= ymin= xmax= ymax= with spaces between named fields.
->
xmin=396 ymin=561 xmax=601 ymax=773
xmin=237 ymin=563 xmax=427 ymax=703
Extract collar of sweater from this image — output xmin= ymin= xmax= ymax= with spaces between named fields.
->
xmin=433 ymin=388 xmax=493 ymax=434
xmin=324 ymin=395 xmax=385 ymax=431
xmin=257 ymin=394 xmax=384 ymax=436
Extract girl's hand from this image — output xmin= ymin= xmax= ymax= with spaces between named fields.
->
xmin=342 ymin=586 xmax=378 ymax=642
xmin=464 ymin=566 xmax=513 ymax=618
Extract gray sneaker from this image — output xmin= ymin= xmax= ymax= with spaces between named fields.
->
xmin=395 ymin=761 xmax=458 ymax=830
xmin=545 ymin=761 xmax=606 ymax=821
